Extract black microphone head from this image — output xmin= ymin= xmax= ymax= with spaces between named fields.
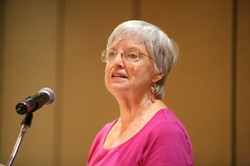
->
xmin=38 ymin=87 xmax=55 ymax=105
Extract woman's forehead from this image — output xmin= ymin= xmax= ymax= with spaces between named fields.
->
xmin=110 ymin=37 xmax=145 ymax=47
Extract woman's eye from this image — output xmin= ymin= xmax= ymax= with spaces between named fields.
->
xmin=127 ymin=53 xmax=139 ymax=59
xmin=108 ymin=51 xmax=116 ymax=57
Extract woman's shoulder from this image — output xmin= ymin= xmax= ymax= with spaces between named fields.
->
xmin=145 ymin=108 xmax=189 ymax=138
xmin=150 ymin=108 xmax=182 ymax=125
xmin=139 ymin=109 xmax=194 ymax=165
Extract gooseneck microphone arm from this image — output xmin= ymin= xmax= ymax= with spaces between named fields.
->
xmin=7 ymin=113 xmax=33 ymax=166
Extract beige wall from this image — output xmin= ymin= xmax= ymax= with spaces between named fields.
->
xmin=237 ymin=0 xmax=250 ymax=165
xmin=0 ymin=0 xmax=249 ymax=166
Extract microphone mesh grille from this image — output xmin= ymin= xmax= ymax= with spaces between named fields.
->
xmin=38 ymin=87 xmax=55 ymax=105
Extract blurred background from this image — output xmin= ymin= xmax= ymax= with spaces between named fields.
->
xmin=0 ymin=0 xmax=249 ymax=165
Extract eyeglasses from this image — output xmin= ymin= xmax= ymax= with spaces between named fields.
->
xmin=100 ymin=48 xmax=152 ymax=63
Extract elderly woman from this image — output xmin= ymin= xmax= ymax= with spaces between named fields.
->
xmin=88 ymin=20 xmax=194 ymax=166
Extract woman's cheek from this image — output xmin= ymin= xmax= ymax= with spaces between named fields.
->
xmin=104 ymin=66 xmax=110 ymax=86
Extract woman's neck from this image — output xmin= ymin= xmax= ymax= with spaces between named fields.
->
xmin=116 ymin=95 xmax=166 ymax=126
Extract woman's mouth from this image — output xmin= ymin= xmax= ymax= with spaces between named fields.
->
xmin=112 ymin=73 xmax=128 ymax=79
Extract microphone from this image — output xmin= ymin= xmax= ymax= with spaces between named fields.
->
xmin=16 ymin=87 xmax=55 ymax=115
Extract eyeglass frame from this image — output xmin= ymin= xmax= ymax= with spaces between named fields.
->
xmin=100 ymin=48 xmax=153 ymax=63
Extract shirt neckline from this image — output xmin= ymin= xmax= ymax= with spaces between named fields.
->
xmin=101 ymin=108 xmax=170 ymax=151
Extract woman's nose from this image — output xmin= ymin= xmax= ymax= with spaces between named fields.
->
xmin=112 ymin=53 xmax=125 ymax=67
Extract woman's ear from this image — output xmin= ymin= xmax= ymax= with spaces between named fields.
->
xmin=152 ymin=72 xmax=164 ymax=83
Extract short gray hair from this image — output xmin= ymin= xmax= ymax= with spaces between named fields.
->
xmin=106 ymin=20 xmax=179 ymax=99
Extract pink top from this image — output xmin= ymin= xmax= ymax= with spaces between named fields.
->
xmin=88 ymin=108 xmax=194 ymax=166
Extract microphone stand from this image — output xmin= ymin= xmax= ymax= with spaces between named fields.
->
xmin=6 ymin=113 xmax=33 ymax=166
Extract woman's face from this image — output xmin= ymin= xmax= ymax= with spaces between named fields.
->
xmin=104 ymin=38 xmax=158 ymax=98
